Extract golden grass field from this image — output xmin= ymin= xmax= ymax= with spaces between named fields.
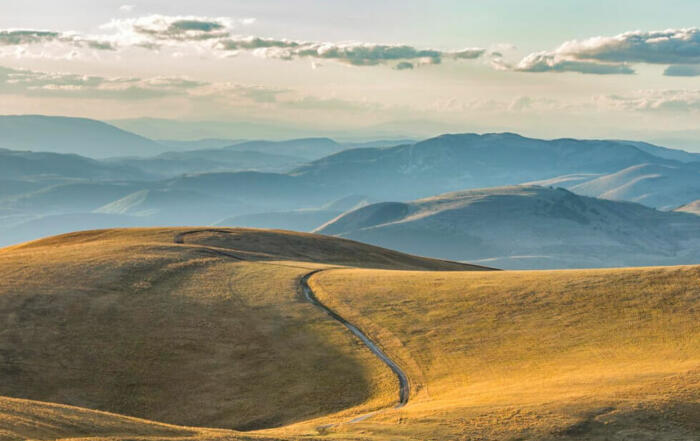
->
xmin=0 ymin=227 xmax=697 ymax=440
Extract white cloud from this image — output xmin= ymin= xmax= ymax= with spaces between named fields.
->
xmin=515 ymin=28 xmax=700 ymax=75
xmin=596 ymin=89 xmax=700 ymax=112
xmin=216 ymin=37 xmax=484 ymax=67
xmin=515 ymin=52 xmax=635 ymax=75
xmin=119 ymin=5 xmax=135 ymax=13
xmin=0 ymin=16 xmax=485 ymax=69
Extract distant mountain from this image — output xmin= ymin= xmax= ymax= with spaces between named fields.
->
xmin=227 ymin=138 xmax=346 ymax=160
xmin=0 ymin=213 xmax=147 ymax=247
xmin=0 ymin=115 xmax=163 ymax=158
xmin=568 ymin=163 xmax=700 ymax=211
xmin=109 ymin=149 xmax=305 ymax=178
xmin=615 ymin=140 xmax=700 ymax=163
xmin=155 ymin=138 xmax=245 ymax=150
xmin=293 ymin=133 xmax=683 ymax=200
xmin=7 ymin=182 xmax=141 ymax=214
xmin=316 ymin=186 xmax=700 ymax=269
xmin=676 ymin=200 xmax=700 ymax=216
xmin=216 ymin=209 xmax=344 ymax=232
xmin=94 ymin=188 xmax=251 ymax=225
xmin=216 ymin=195 xmax=372 ymax=232
xmin=0 ymin=148 xmax=150 ymax=181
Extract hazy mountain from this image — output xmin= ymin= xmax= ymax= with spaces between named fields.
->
xmin=0 ymin=115 xmax=163 ymax=158
xmin=316 ymin=185 xmax=700 ymax=269
xmin=226 ymin=138 xmax=346 ymax=160
xmin=155 ymin=138 xmax=245 ymax=150
xmin=0 ymin=148 xmax=150 ymax=180
xmin=216 ymin=209 xmax=344 ymax=232
xmin=0 ymin=213 xmax=146 ymax=247
xmin=109 ymin=149 xmax=306 ymax=178
xmin=94 ymin=188 xmax=251 ymax=225
xmin=216 ymin=195 xmax=372 ymax=232
xmin=7 ymin=182 xmax=141 ymax=214
xmin=567 ymin=163 xmax=700 ymax=210
xmin=676 ymin=200 xmax=700 ymax=216
xmin=293 ymin=133 xmax=680 ymax=200
xmin=615 ymin=140 xmax=700 ymax=163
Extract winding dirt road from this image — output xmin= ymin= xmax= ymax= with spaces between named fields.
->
xmin=301 ymin=271 xmax=410 ymax=410
xmin=174 ymin=230 xmax=410 ymax=424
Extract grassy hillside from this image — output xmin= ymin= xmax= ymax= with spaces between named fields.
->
xmin=0 ymin=228 xmax=474 ymax=435
xmin=309 ymin=266 xmax=700 ymax=440
xmin=1 ymin=228 xmax=697 ymax=440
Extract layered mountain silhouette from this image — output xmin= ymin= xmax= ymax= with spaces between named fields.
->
xmin=1 ymin=116 xmax=699 ymax=268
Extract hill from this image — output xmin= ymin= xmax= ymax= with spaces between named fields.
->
xmin=110 ymin=149 xmax=306 ymax=178
xmin=0 ymin=148 xmax=150 ymax=180
xmin=316 ymin=185 xmax=700 ymax=269
xmin=293 ymin=133 xmax=681 ymax=200
xmin=0 ymin=228 xmax=473 ymax=434
xmin=564 ymin=163 xmax=700 ymax=210
xmin=226 ymin=138 xmax=346 ymax=160
xmin=0 ymin=115 xmax=163 ymax=158
xmin=308 ymin=265 xmax=699 ymax=440
xmin=0 ymin=228 xmax=697 ymax=441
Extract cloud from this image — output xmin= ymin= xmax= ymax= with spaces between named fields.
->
xmin=0 ymin=29 xmax=116 ymax=56
xmin=1 ymin=16 xmax=485 ymax=69
xmin=596 ymin=89 xmax=700 ymax=112
xmin=0 ymin=30 xmax=61 ymax=45
xmin=217 ymin=37 xmax=484 ymax=67
xmin=101 ymin=15 xmax=234 ymax=44
xmin=515 ymin=52 xmax=635 ymax=75
xmin=514 ymin=28 xmax=700 ymax=75
xmin=556 ymin=28 xmax=700 ymax=65
xmin=664 ymin=64 xmax=700 ymax=77
xmin=0 ymin=65 xmax=206 ymax=100
xmin=394 ymin=61 xmax=414 ymax=70
xmin=119 ymin=5 xmax=135 ymax=13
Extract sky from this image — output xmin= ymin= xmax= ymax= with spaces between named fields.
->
xmin=0 ymin=1 xmax=699 ymax=146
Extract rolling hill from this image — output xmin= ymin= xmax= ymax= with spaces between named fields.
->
xmin=0 ymin=228 xmax=697 ymax=441
xmin=316 ymin=185 xmax=700 ymax=269
xmin=0 ymin=228 xmax=473 ymax=436
xmin=558 ymin=163 xmax=700 ymax=211
xmin=0 ymin=115 xmax=163 ymax=158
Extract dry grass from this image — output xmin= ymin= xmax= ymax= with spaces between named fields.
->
xmin=0 ymin=227 xmax=471 ymax=440
xmin=1 ymin=228 xmax=697 ymax=440
xmin=309 ymin=266 xmax=700 ymax=440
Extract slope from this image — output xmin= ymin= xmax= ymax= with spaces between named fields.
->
xmin=569 ymin=163 xmax=700 ymax=210
xmin=316 ymin=185 xmax=700 ymax=269
xmin=308 ymin=265 xmax=700 ymax=440
xmin=0 ymin=115 xmax=163 ymax=158
xmin=0 ymin=228 xmax=475 ymax=434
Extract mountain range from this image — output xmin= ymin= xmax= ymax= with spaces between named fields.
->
xmin=1 ymin=115 xmax=699 ymax=269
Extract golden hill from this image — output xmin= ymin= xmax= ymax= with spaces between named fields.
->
xmin=309 ymin=266 xmax=700 ymax=440
xmin=0 ymin=228 xmax=477 ymax=440
xmin=0 ymin=227 xmax=698 ymax=441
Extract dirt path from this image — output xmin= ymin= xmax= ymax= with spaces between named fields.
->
xmin=174 ymin=230 xmax=410 ymax=425
xmin=301 ymin=271 xmax=410 ymax=410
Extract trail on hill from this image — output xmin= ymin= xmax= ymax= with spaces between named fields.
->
xmin=174 ymin=229 xmax=410 ymax=425
xmin=301 ymin=271 xmax=410 ymax=409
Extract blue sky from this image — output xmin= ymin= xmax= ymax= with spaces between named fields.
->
xmin=0 ymin=1 xmax=698 ymax=147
